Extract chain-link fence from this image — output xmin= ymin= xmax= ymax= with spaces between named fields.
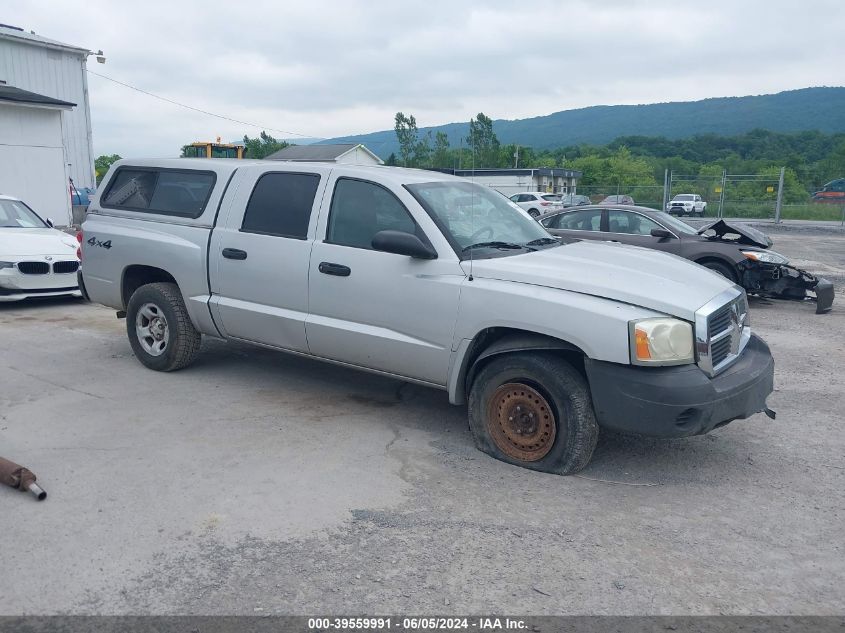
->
xmin=570 ymin=185 xmax=666 ymax=209
xmin=570 ymin=169 xmax=845 ymax=223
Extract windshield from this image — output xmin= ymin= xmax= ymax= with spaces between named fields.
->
xmin=673 ymin=195 xmax=694 ymax=201
xmin=0 ymin=199 xmax=48 ymax=228
xmin=652 ymin=211 xmax=698 ymax=235
xmin=406 ymin=181 xmax=557 ymax=258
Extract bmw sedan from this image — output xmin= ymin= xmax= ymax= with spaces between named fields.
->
xmin=0 ymin=195 xmax=82 ymax=302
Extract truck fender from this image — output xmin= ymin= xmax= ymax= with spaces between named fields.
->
xmin=448 ymin=331 xmax=584 ymax=405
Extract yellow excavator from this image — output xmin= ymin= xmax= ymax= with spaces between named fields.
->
xmin=182 ymin=137 xmax=245 ymax=159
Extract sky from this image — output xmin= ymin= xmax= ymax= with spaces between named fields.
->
xmin=3 ymin=0 xmax=843 ymax=158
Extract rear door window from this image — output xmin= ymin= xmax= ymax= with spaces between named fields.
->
xmin=240 ymin=172 xmax=321 ymax=239
xmin=557 ymin=209 xmax=602 ymax=231
xmin=102 ymin=168 xmax=215 ymax=218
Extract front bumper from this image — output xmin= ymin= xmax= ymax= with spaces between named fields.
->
xmin=584 ymin=334 xmax=774 ymax=438
xmin=0 ymin=268 xmax=81 ymax=302
xmin=0 ymin=287 xmax=82 ymax=302
xmin=740 ymin=262 xmax=835 ymax=314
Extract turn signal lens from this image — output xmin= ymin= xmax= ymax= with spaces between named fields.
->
xmin=630 ymin=318 xmax=694 ymax=366
xmin=635 ymin=329 xmax=651 ymax=360
xmin=76 ymin=231 xmax=83 ymax=260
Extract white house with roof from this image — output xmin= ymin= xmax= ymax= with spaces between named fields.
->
xmin=266 ymin=143 xmax=383 ymax=165
xmin=0 ymin=23 xmax=98 ymax=224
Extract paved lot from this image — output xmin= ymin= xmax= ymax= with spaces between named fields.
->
xmin=1 ymin=232 xmax=844 ymax=616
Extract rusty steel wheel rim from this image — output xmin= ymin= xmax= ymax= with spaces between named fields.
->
xmin=487 ymin=383 xmax=556 ymax=462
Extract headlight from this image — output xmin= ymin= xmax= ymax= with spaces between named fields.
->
xmin=0 ymin=261 xmax=15 ymax=269
xmin=742 ymin=250 xmax=789 ymax=264
xmin=629 ymin=318 xmax=694 ymax=366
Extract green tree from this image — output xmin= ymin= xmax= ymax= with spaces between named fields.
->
xmin=394 ymin=112 xmax=419 ymax=167
xmin=94 ymin=154 xmax=121 ymax=184
xmin=414 ymin=131 xmax=433 ymax=168
xmin=242 ymin=131 xmax=289 ymax=159
xmin=432 ymin=132 xmax=450 ymax=168
xmin=606 ymin=147 xmax=657 ymax=187
xmin=468 ymin=113 xmax=500 ymax=168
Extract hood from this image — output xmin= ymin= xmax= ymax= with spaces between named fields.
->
xmin=462 ymin=240 xmax=734 ymax=321
xmin=697 ymin=219 xmax=772 ymax=248
xmin=0 ymin=228 xmax=79 ymax=258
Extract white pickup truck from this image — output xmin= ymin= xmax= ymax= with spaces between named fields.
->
xmin=667 ymin=194 xmax=707 ymax=216
xmin=79 ymin=159 xmax=775 ymax=474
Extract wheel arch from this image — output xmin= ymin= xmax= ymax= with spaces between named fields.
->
xmin=693 ymin=255 xmax=741 ymax=281
xmin=449 ymin=327 xmax=587 ymax=405
xmin=121 ymin=265 xmax=178 ymax=309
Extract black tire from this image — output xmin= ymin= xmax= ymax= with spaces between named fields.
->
xmin=528 ymin=209 xmax=540 ymax=218
xmin=468 ymin=353 xmax=598 ymax=475
xmin=126 ymin=282 xmax=202 ymax=371
xmin=700 ymin=260 xmax=737 ymax=283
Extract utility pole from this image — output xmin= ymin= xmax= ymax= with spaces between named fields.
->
xmin=717 ymin=170 xmax=727 ymax=218
xmin=514 ymin=145 xmax=519 ymax=169
xmin=774 ymin=166 xmax=785 ymax=223
xmin=662 ymin=169 xmax=669 ymax=211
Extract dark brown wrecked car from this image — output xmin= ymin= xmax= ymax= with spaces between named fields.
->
xmin=538 ymin=205 xmax=834 ymax=313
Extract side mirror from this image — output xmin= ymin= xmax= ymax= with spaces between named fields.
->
xmin=372 ymin=230 xmax=438 ymax=260
xmin=45 ymin=218 xmax=54 ymax=228
xmin=651 ymin=228 xmax=673 ymax=239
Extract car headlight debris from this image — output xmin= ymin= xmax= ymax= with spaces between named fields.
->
xmin=742 ymin=250 xmax=789 ymax=264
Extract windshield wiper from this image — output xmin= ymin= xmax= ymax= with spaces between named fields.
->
xmin=461 ymin=241 xmax=536 ymax=253
xmin=524 ymin=237 xmax=560 ymax=246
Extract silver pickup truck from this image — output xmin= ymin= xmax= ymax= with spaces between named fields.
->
xmin=79 ymin=159 xmax=775 ymax=474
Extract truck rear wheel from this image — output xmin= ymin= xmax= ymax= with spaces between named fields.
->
xmin=126 ymin=282 xmax=201 ymax=371
xmin=468 ymin=353 xmax=598 ymax=475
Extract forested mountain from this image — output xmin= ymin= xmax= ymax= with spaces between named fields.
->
xmin=321 ymin=87 xmax=845 ymax=158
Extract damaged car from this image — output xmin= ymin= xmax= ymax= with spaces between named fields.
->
xmin=538 ymin=205 xmax=834 ymax=313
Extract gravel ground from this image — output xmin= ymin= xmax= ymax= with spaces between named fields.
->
xmin=0 ymin=233 xmax=843 ymax=616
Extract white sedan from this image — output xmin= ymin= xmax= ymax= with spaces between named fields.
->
xmin=0 ymin=194 xmax=82 ymax=302
xmin=508 ymin=192 xmax=564 ymax=218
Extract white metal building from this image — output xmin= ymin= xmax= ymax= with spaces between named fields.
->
xmin=0 ymin=24 xmax=96 ymax=224
xmin=0 ymin=84 xmax=76 ymax=224
xmin=441 ymin=168 xmax=582 ymax=196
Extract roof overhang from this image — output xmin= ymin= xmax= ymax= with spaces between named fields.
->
xmin=0 ymin=85 xmax=76 ymax=110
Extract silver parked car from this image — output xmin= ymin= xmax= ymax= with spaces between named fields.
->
xmin=80 ymin=160 xmax=775 ymax=475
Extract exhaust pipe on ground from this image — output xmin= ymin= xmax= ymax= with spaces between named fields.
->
xmin=0 ymin=457 xmax=47 ymax=501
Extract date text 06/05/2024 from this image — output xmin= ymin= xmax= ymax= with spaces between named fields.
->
xmin=307 ymin=617 xmax=529 ymax=630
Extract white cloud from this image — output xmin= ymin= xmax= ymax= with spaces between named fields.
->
xmin=2 ymin=0 xmax=842 ymax=157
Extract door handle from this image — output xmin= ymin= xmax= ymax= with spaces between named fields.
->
xmin=222 ymin=248 xmax=247 ymax=260
xmin=318 ymin=262 xmax=351 ymax=277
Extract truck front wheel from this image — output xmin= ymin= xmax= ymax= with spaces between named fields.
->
xmin=468 ymin=353 xmax=598 ymax=475
xmin=126 ymin=282 xmax=202 ymax=371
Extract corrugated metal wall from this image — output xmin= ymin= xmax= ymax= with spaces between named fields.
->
xmin=0 ymin=103 xmax=71 ymax=223
xmin=0 ymin=37 xmax=95 ymax=190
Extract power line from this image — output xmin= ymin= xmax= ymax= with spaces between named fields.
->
xmin=86 ymin=69 xmax=323 ymax=139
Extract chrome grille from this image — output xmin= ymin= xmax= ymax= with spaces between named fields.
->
xmin=695 ymin=289 xmax=751 ymax=376
xmin=52 ymin=260 xmax=80 ymax=274
xmin=17 ymin=261 xmax=49 ymax=275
